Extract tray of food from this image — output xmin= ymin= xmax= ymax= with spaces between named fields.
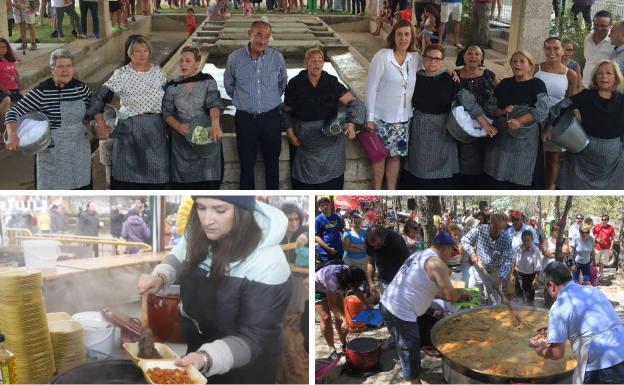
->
xmin=137 ymin=359 xmax=207 ymax=385
xmin=123 ymin=342 xmax=180 ymax=364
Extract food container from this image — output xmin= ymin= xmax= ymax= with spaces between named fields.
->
xmin=344 ymin=337 xmax=382 ymax=372
xmin=49 ymin=359 xmax=146 ymax=384
xmin=123 ymin=342 xmax=180 ymax=364
xmin=183 ymin=113 xmax=220 ymax=158
xmin=431 ymin=305 xmax=575 ymax=383
xmin=137 ymin=359 xmax=207 ymax=385
xmin=147 ymin=286 xmax=186 ymax=344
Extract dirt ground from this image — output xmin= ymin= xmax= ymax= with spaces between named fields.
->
xmin=315 ymin=267 xmax=623 ymax=384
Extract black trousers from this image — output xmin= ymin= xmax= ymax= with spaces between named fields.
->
xmin=234 ymin=107 xmax=282 ymax=190
xmin=389 ymin=0 xmax=406 ymax=17
xmin=571 ymin=3 xmax=592 ymax=30
xmin=170 ymin=180 xmax=222 ymax=190
xmin=110 ymin=178 xmax=168 ymax=190
xmin=399 ymin=170 xmax=458 ymax=190
xmin=516 ymin=271 xmax=536 ymax=304
xmin=292 ymin=174 xmax=344 ymax=190
xmin=79 ymin=0 xmax=99 ymax=36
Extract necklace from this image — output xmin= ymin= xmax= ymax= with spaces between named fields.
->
xmin=396 ymin=60 xmax=409 ymax=109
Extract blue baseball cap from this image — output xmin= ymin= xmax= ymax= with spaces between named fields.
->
xmin=433 ymin=231 xmax=455 ymax=246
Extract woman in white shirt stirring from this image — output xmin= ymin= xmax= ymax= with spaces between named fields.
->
xmin=365 ymin=20 xmax=421 ymax=190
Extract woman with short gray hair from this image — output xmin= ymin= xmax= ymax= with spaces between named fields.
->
xmin=4 ymin=48 xmax=93 ymax=189
xmin=91 ymin=35 xmax=169 ymax=189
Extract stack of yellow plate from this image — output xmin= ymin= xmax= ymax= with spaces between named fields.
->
xmin=0 ymin=268 xmax=56 ymax=384
xmin=47 ymin=318 xmax=86 ymax=373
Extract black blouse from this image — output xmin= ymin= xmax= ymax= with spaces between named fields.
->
xmin=494 ymin=77 xmax=547 ymax=108
xmin=284 ymin=70 xmax=348 ymax=122
xmin=457 ymin=68 xmax=496 ymax=106
xmin=561 ymin=90 xmax=624 ymax=139
xmin=412 ymin=71 xmax=460 ymax=114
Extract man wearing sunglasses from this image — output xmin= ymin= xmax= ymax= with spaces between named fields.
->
xmin=592 ymin=215 xmax=615 ymax=279
xmin=569 ymin=214 xmax=584 ymax=241
xmin=534 ymin=262 xmax=624 ymax=384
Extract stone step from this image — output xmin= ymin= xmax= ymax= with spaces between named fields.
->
xmin=224 ymin=21 xmax=305 ymax=28
xmin=318 ymin=37 xmax=342 ymax=43
xmin=217 ymin=32 xmax=318 ymax=40
xmin=197 ymin=31 xmax=220 ymax=37
xmin=220 ymin=27 xmax=312 ymax=34
xmin=491 ymin=27 xmax=510 ymax=41
xmin=312 ymin=31 xmax=335 ymax=37
xmin=82 ymin=64 xmax=119 ymax=90
xmin=308 ymin=26 xmax=329 ymax=31
xmin=490 ymin=36 xmax=509 ymax=56
xmin=211 ymin=39 xmax=320 ymax=55
xmin=192 ymin=37 xmax=219 ymax=44
xmin=202 ymin=25 xmax=223 ymax=31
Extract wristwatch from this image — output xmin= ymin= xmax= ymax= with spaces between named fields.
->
xmin=199 ymin=350 xmax=212 ymax=373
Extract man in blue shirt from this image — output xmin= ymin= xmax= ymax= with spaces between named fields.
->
xmin=315 ymin=197 xmax=344 ymax=264
xmin=534 ymin=262 xmax=624 ymax=384
xmin=224 ymin=20 xmax=288 ymax=189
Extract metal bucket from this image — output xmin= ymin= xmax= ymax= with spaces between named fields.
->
xmin=184 ymin=113 xmax=220 ymax=158
xmin=550 ymin=109 xmax=589 ymax=153
xmin=447 ymin=105 xmax=479 ymax=144
xmin=89 ymin=105 xmax=118 ymax=139
xmin=431 ymin=305 xmax=575 ymax=384
xmin=322 ymin=107 xmax=348 ymax=137
xmin=3 ymin=112 xmax=51 ymax=155
xmin=506 ymin=105 xmax=539 ymax=139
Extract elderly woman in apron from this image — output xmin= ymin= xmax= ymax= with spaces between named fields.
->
xmin=92 ymin=35 xmax=169 ymax=189
xmin=544 ymin=60 xmax=624 ymax=189
xmin=534 ymin=261 xmax=624 ymax=384
xmin=400 ymin=44 xmax=460 ymax=189
xmin=454 ymin=45 xmax=499 ymax=189
xmin=163 ymin=46 xmax=223 ymax=189
xmin=482 ymin=50 xmax=550 ymax=189
xmin=283 ymin=47 xmax=364 ymax=190
xmin=4 ymin=49 xmax=93 ymax=189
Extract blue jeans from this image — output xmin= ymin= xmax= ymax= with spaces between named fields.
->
xmin=380 ymin=303 xmax=421 ymax=381
xmin=584 ymin=360 xmax=624 ymax=384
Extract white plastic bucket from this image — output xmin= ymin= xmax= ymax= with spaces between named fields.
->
xmin=72 ymin=312 xmax=114 ymax=357
xmin=21 ymin=240 xmax=61 ymax=270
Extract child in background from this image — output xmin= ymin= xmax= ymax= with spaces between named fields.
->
xmin=110 ymin=0 xmax=123 ymax=32
xmin=371 ymin=0 xmax=390 ymax=36
xmin=185 ymin=8 xmax=197 ymax=35
xmin=242 ymin=0 xmax=254 ymax=16
xmin=11 ymin=0 xmax=37 ymax=50
xmin=416 ymin=4 xmax=438 ymax=49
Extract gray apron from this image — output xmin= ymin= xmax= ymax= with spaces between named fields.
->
xmin=170 ymin=126 xmax=222 ymax=183
xmin=404 ymin=110 xmax=458 ymax=179
xmin=111 ymin=114 xmax=169 ymax=184
xmin=36 ymin=100 xmax=90 ymax=189
xmin=557 ymin=136 xmax=624 ymax=190
xmin=483 ymin=116 xmax=539 ymax=186
xmin=292 ymin=119 xmax=345 ymax=184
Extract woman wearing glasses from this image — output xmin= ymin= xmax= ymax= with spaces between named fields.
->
xmin=570 ymin=224 xmax=595 ymax=285
xmin=401 ymin=44 xmax=460 ymax=189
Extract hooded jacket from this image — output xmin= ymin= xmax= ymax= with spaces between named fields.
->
xmin=152 ymin=201 xmax=292 ymax=379
xmin=121 ymin=215 xmax=150 ymax=245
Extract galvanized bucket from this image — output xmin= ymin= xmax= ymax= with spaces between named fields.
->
xmin=3 ymin=112 xmax=51 ymax=155
xmin=89 ymin=105 xmax=118 ymax=139
xmin=506 ymin=105 xmax=539 ymax=139
xmin=184 ymin=113 xmax=220 ymax=158
xmin=322 ymin=107 xmax=348 ymax=137
xmin=446 ymin=105 xmax=479 ymax=144
xmin=549 ymin=109 xmax=589 ymax=154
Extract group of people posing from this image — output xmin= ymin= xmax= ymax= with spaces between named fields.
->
xmin=315 ymin=199 xmax=624 ymax=384
xmin=4 ymin=11 xmax=624 ymax=190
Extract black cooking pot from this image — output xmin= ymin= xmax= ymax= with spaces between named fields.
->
xmin=49 ymin=359 xmax=146 ymax=384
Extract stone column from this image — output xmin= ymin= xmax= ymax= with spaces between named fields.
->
xmin=0 ymin=0 xmax=9 ymax=39
xmin=507 ymin=0 xmax=551 ymax=61
xmin=98 ymin=0 xmax=113 ymax=37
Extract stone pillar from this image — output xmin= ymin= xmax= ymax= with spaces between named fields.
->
xmin=507 ymin=0 xmax=551 ymax=61
xmin=98 ymin=0 xmax=113 ymax=37
xmin=0 ymin=0 xmax=9 ymax=39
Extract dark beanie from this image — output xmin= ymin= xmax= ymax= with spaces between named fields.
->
xmin=193 ymin=196 xmax=256 ymax=212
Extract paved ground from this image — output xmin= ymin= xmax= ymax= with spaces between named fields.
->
xmin=315 ymin=267 xmax=623 ymax=384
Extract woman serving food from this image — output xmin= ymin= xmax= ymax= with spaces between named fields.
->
xmin=137 ymin=196 xmax=292 ymax=384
